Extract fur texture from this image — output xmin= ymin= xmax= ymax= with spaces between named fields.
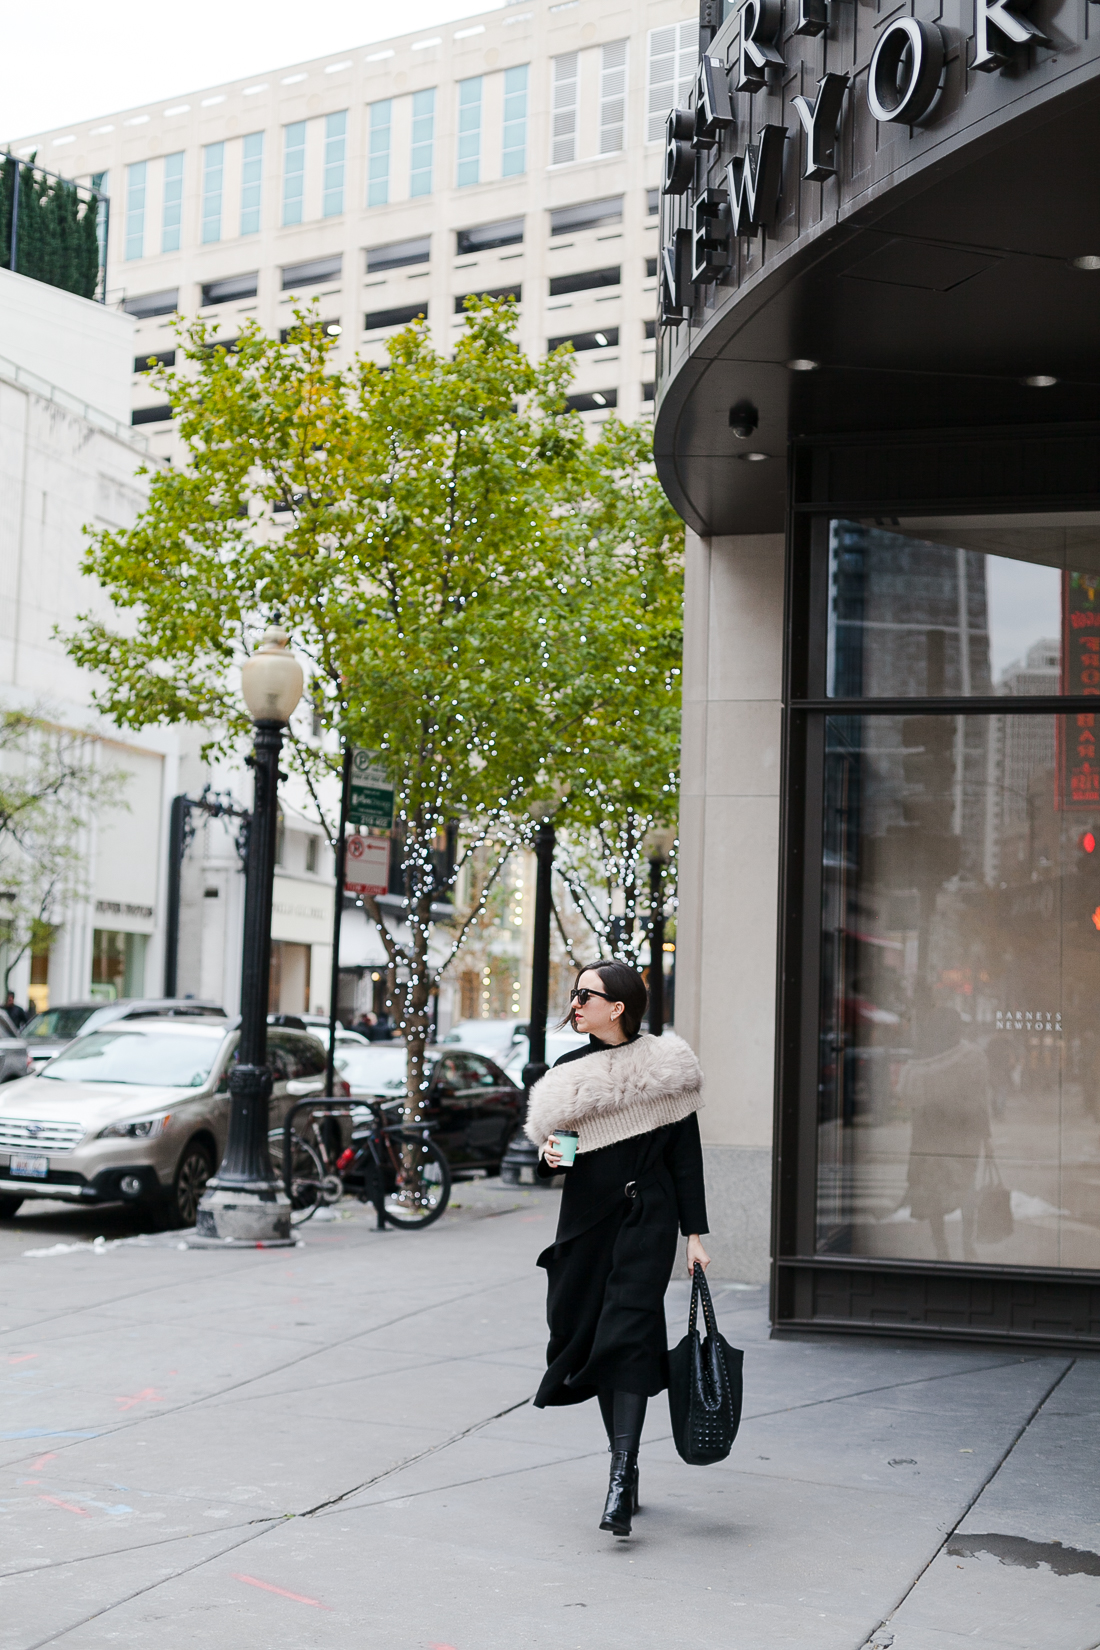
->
xmin=524 ymin=1033 xmax=704 ymax=1155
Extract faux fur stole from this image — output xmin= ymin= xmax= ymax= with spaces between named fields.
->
xmin=524 ymin=1032 xmax=704 ymax=1156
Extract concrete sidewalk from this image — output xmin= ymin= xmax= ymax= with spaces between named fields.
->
xmin=0 ymin=1180 xmax=1098 ymax=1650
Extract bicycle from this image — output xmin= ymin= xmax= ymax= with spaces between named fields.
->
xmin=276 ymin=1099 xmax=451 ymax=1230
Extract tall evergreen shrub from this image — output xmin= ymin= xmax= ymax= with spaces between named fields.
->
xmin=1 ymin=154 xmax=102 ymax=299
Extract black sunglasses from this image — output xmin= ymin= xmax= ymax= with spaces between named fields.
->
xmin=570 ymin=987 xmax=617 ymax=1006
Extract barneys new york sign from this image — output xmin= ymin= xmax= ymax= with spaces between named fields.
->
xmin=661 ymin=0 xmax=1072 ymax=324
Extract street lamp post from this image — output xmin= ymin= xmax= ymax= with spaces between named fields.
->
xmin=500 ymin=816 xmax=555 ymax=1185
xmin=195 ymin=627 xmax=304 ymax=1244
xmin=644 ymin=828 xmax=675 ymax=1037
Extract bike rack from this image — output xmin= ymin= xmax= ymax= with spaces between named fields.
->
xmin=279 ymin=1098 xmax=433 ymax=1229
xmin=280 ymin=1099 xmax=358 ymax=1204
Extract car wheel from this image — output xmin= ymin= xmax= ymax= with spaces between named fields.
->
xmin=159 ymin=1140 xmax=214 ymax=1230
xmin=0 ymin=1194 xmax=23 ymax=1219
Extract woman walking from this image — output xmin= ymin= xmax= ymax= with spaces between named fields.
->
xmin=526 ymin=960 xmax=709 ymax=1537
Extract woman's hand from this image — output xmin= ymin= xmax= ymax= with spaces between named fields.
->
xmin=686 ymin=1233 xmax=711 ymax=1276
xmin=541 ymin=1135 xmax=564 ymax=1171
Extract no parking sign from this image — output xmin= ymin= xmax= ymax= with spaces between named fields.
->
xmin=344 ymin=832 xmax=390 ymax=897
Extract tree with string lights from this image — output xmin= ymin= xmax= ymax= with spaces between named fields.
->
xmin=65 ymin=299 xmax=672 ymax=1114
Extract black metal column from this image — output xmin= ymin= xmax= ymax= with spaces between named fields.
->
xmin=196 ymin=720 xmax=291 ymax=1241
xmin=325 ymin=745 xmax=352 ymax=1097
xmin=163 ymin=794 xmax=187 ymax=998
xmin=501 ymin=819 xmax=555 ymax=1184
xmin=648 ymin=854 xmax=666 ymax=1035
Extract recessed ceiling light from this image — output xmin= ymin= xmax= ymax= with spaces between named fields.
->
xmin=786 ymin=357 xmax=819 ymax=371
xmin=1024 ymin=374 xmax=1058 ymax=387
xmin=164 ymin=105 xmax=189 ymax=117
xmin=326 ymin=324 xmax=342 ymax=336
xmin=741 ymin=452 xmax=769 ymax=462
xmin=595 ymin=332 xmax=608 ymax=346
xmin=1072 ymin=255 xmax=1100 ymax=271
xmin=281 ymin=73 xmax=307 ymax=83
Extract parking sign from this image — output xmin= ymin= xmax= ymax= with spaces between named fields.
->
xmin=348 ymin=748 xmax=394 ymax=831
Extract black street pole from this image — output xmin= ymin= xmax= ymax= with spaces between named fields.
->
xmin=648 ymin=854 xmax=666 ymax=1036
xmin=196 ymin=719 xmax=292 ymax=1243
xmin=164 ymin=794 xmax=187 ymax=997
xmin=501 ymin=818 xmax=555 ymax=1185
xmin=325 ymin=745 xmax=352 ymax=1097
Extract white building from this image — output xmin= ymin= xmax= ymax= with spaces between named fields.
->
xmin=0 ymin=266 xmax=173 ymax=1012
xmin=5 ymin=0 xmax=697 ymax=448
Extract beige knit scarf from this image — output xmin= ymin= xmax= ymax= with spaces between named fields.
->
xmin=523 ymin=1032 xmax=704 ymax=1156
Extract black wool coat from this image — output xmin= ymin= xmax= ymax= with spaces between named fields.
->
xmin=532 ymin=1036 xmax=709 ymax=1407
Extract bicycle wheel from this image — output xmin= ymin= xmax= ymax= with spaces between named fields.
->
xmin=268 ymin=1129 xmax=328 ymax=1225
xmin=379 ymin=1131 xmax=451 ymax=1229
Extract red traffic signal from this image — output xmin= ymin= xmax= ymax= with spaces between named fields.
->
xmin=1083 ymin=832 xmax=1097 ymax=854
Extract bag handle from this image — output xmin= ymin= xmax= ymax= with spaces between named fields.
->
xmin=689 ymin=1259 xmax=718 ymax=1340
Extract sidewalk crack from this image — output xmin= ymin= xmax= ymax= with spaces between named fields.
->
xmin=854 ymin=1357 xmax=1076 ymax=1650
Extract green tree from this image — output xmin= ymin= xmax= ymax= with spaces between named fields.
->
xmin=66 ymin=302 xmax=613 ymax=1111
xmin=546 ymin=420 xmax=684 ymax=966
xmin=1 ymin=155 xmax=101 ymax=298
xmin=0 ymin=711 xmax=123 ymax=991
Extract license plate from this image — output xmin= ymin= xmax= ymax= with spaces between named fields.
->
xmin=9 ymin=1153 xmax=48 ymax=1179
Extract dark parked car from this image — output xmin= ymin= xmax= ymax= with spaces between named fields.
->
xmin=23 ymin=999 xmax=226 ymax=1069
xmin=0 ymin=1011 xmax=32 ymax=1084
xmin=337 ymin=1043 xmax=522 ymax=1173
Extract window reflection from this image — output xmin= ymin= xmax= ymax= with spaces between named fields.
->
xmin=827 ymin=518 xmax=1100 ymax=698
xmin=817 ymin=711 xmax=1100 ymax=1268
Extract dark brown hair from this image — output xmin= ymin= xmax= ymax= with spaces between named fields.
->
xmin=561 ymin=960 xmax=648 ymax=1039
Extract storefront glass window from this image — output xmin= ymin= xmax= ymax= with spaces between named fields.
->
xmin=827 ymin=517 xmax=1100 ymax=698
xmin=817 ymin=707 xmax=1100 ymax=1268
xmin=90 ymin=930 xmax=147 ymax=1002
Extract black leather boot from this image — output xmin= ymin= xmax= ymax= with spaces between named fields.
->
xmin=632 ymin=1460 xmax=640 ymax=1514
xmin=600 ymin=1449 xmax=637 ymax=1536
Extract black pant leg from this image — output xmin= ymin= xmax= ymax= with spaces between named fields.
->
xmin=612 ymin=1389 xmax=648 ymax=1453
xmin=597 ymin=1388 xmax=615 ymax=1446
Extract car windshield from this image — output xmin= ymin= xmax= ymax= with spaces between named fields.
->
xmin=337 ymin=1046 xmax=435 ymax=1093
xmin=40 ymin=1029 xmax=227 ymax=1087
xmin=24 ymin=1007 xmax=100 ymax=1042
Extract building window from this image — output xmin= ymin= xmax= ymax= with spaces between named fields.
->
xmin=240 ymin=131 xmax=263 ymax=236
xmin=646 ymin=23 xmax=696 ymax=144
xmin=410 ymin=88 xmax=436 ymax=198
xmin=201 ymin=272 xmax=258 ymax=306
xmin=161 ymin=153 xmax=183 ymax=254
xmin=201 ymin=142 xmax=224 ymax=244
xmin=456 ymin=77 xmax=482 ymax=188
xmin=323 ymin=110 xmax=347 ymax=217
xmin=644 ymin=318 xmax=657 ymax=338
xmin=455 ymin=283 xmax=520 ymax=313
xmin=456 ymin=218 xmax=523 ymax=255
xmin=645 ymin=257 xmax=658 ymax=278
xmin=552 ymin=53 xmax=578 ymax=166
xmin=368 ymin=99 xmax=392 ymax=207
xmin=641 ymin=381 xmax=655 ymax=402
xmin=125 ymin=161 xmax=146 ymax=261
xmin=131 ymin=404 xmax=174 ymax=425
xmin=548 ymin=326 xmax=619 ymax=352
xmin=502 ymin=64 xmax=528 ymax=177
xmin=306 ymin=836 xmax=319 ymax=874
xmin=364 ymin=301 xmax=428 ymax=332
xmin=366 ymin=236 xmax=431 ymax=272
xmin=91 ymin=930 xmax=147 ymax=1001
xmin=123 ymin=288 xmax=178 ymax=319
xmin=550 ymin=197 xmax=622 ymax=236
xmin=548 ymin=265 xmax=620 ymax=297
xmin=599 ymin=40 xmax=628 ymax=154
xmin=564 ymin=389 xmax=618 ymax=412
xmin=282 ymin=253 xmax=342 ymax=290
xmin=647 ymin=187 xmax=660 ymax=215
xmin=134 ymin=349 xmax=176 ymax=373
xmin=283 ymin=120 xmax=306 ymax=225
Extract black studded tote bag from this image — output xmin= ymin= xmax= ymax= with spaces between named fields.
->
xmin=667 ymin=1262 xmax=744 ymax=1465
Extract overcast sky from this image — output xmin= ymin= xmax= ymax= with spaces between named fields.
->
xmin=3 ymin=0 xmax=492 ymax=138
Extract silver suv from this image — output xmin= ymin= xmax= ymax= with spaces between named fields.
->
xmin=23 ymin=999 xmax=226 ymax=1070
xmin=0 ymin=1019 xmax=332 ymax=1228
